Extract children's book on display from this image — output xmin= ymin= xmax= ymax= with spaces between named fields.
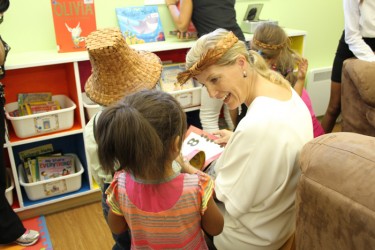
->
xmin=116 ymin=5 xmax=165 ymax=44
xmin=38 ymin=155 xmax=75 ymax=181
xmin=50 ymin=0 xmax=97 ymax=52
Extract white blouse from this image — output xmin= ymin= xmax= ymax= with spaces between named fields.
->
xmin=344 ymin=0 xmax=375 ymax=61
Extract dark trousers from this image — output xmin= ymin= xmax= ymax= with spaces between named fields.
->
xmin=0 ymin=86 xmax=25 ymax=244
xmin=102 ymin=183 xmax=131 ymax=250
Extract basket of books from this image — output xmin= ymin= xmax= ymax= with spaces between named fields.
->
xmin=18 ymin=153 xmax=84 ymax=201
xmin=5 ymin=168 xmax=14 ymax=206
xmin=4 ymin=93 xmax=77 ymax=139
xmin=82 ymin=92 xmax=101 ymax=121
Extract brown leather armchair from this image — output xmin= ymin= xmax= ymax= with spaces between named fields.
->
xmin=295 ymin=132 xmax=375 ymax=249
xmin=341 ymin=59 xmax=375 ymax=136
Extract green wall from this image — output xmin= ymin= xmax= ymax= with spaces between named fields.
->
xmin=0 ymin=0 xmax=343 ymax=69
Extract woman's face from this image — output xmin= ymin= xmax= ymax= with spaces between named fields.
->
xmin=194 ymin=59 xmax=249 ymax=109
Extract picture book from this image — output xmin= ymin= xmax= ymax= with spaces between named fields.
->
xmin=18 ymin=144 xmax=54 ymax=162
xmin=160 ymin=63 xmax=195 ymax=93
xmin=115 ymin=6 xmax=165 ymax=45
xmin=181 ymin=126 xmax=225 ymax=171
xmin=25 ymin=101 xmax=61 ymax=115
xmin=38 ymin=155 xmax=75 ymax=181
xmin=28 ymin=158 xmax=39 ymax=183
xmin=50 ymin=0 xmax=97 ymax=53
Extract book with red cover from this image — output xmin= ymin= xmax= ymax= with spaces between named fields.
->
xmin=181 ymin=126 xmax=224 ymax=171
xmin=50 ymin=0 xmax=97 ymax=53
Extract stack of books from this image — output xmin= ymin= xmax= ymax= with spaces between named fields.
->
xmin=14 ymin=92 xmax=61 ymax=117
xmin=19 ymin=144 xmax=75 ymax=183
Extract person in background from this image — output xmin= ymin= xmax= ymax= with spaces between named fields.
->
xmin=165 ymin=0 xmax=247 ymax=132
xmin=0 ymin=0 xmax=40 ymax=246
xmin=83 ymin=28 xmax=163 ymax=250
xmin=178 ymin=28 xmax=313 ymax=249
xmin=251 ymin=23 xmax=324 ymax=138
xmin=321 ymin=0 xmax=375 ymax=133
xmin=95 ymin=89 xmax=224 ymax=249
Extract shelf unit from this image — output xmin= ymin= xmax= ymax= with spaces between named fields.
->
xmin=3 ymin=28 xmax=306 ymax=218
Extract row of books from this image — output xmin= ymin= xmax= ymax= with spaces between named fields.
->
xmin=11 ymin=92 xmax=61 ymax=117
xmin=19 ymin=144 xmax=75 ymax=183
xmin=50 ymin=1 xmax=197 ymax=53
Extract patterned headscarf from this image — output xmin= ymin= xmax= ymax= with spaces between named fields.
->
xmin=177 ymin=31 xmax=239 ymax=85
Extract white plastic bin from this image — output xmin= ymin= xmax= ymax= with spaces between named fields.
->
xmin=5 ymin=168 xmax=14 ymax=206
xmin=158 ymin=81 xmax=202 ymax=109
xmin=5 ymin=95 xmax=77 ymax=138
xmin=18 ymin=154 xmax=84 ymax=201
xmin=82 ymin=92 xmax=101 ymax=121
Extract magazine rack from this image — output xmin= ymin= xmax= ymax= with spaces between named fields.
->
xmin=3 ymin=29 xmax=306 ymax=218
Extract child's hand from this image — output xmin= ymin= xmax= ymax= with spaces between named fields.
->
xmin=176 ymin=154 xmax=198 ymax=174
xmin=212 ymin=129 xmax=233 ymax=146
xmin=297 ymin=58 xmax=308 ymax=81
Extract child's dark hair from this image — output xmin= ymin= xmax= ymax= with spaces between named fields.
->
xmin=251 ymin=23 xmax=302 ymax=86
xmin=95 ymin=89 xmax=187 ymax=180
xmin=0 ymin=0 xmax=10 ymax=13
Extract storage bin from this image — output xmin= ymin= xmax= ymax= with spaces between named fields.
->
xmin=18 ymin=154 xmax=84 ymax=201
xmin=158 ymin=81 xmax=202 ymax=109
xmin=5 ymin=95 xmax=77 ymax=138
xmin=81 ymin=92 xmax=101 ymax=121
xmin=5 ymin=168 xmax=14 ymax=206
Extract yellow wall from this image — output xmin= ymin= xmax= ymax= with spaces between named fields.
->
xmin=0 ymin=0 xmax=343 ymax=69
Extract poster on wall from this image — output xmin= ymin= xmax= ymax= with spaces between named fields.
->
xmin=50 ymin=0 xmax=97 ymax=53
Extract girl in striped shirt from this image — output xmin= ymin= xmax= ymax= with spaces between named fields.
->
xmin=95 ymin=89 xmax=223 ymax=249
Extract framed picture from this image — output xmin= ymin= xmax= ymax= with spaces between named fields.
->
xmin=243 ymin=4 xmax=264 ymax=21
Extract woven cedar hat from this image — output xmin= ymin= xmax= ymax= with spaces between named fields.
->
xmin=85 ymin=28 xmax=162 ymax=106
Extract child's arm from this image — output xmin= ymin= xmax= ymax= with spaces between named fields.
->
xmin=294 ymin=57 xmax=308 ymax=96
xmin=201 ymin=196 xmax=224 ymax=236
xmin=107 ymin=209 xmax=129 ymax=235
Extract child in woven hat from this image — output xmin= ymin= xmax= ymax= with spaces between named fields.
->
xmin=251 ymin=23 xmax=324 ymax=138
xmin=95 ymin=89 xmax=223 ymax=249
xmin=83 ymin=27 xmax=163 ymax=249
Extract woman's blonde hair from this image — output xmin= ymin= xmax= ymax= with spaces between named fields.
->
xmin=185 ymin=28 xmax=290 ymax=89
xmin=251 ymin=23 xmax=301 ymax=86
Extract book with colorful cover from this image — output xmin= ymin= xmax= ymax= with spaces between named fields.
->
xmin=160 ymin=63 xmax=195 ymax=92
xmin=38 ymin=155 xmax=75 ymax=181
xmin=115 ymin=6 xmax=165 ymax=45
xmin=181 ymin=126 xmax=225 ymax=171
xmin=19 ymin=144 xmax=55 ymax=162
xmin=50 ymin=0 xmax=97 ymax=53
xmin=25 ymin=101 xmax=61 ymax=115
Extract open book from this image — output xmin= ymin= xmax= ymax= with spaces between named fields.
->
xmin=181 ymin=126 xmax=225 ymax=171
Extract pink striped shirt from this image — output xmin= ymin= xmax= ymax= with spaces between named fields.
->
xmin=106 ymin=170 xmax=214 ymax=249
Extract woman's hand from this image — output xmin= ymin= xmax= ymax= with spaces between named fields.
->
xmin=212 ymin=129 xmax=233 ymax=146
